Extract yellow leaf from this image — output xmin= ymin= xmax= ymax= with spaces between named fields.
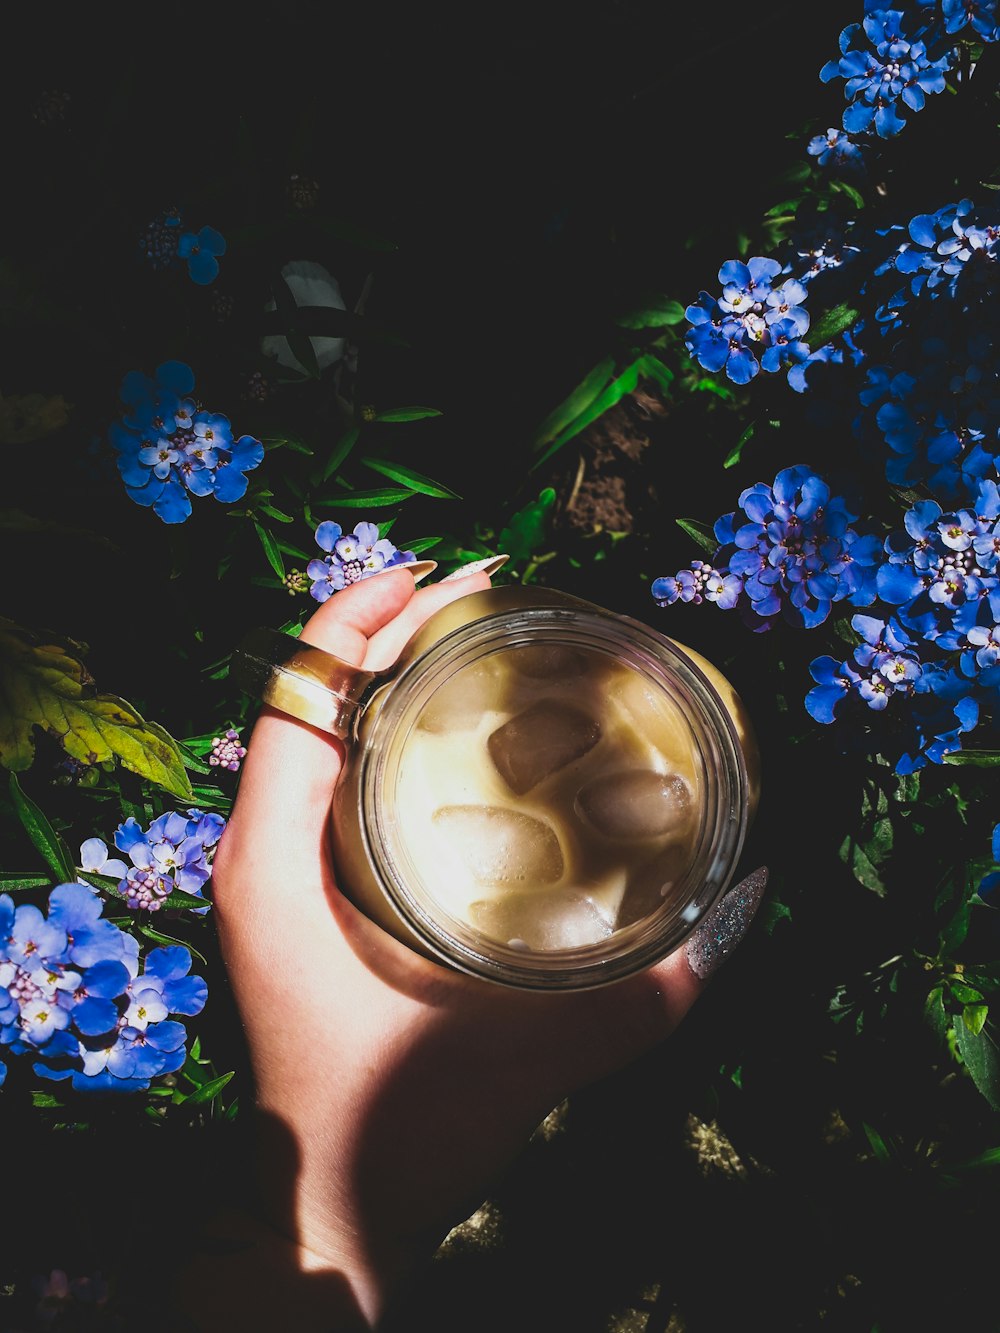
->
xmin=0 ymin=617 xmax=193 ymax=800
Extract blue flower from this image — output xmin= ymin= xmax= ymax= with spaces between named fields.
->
xmin=307 ymin=520 xmax=416 ymax=601
xmin=807 ymin=128 xmax=865 ymax=171
xmin=685 ymin=261 xmax=813 ymax=386
xmin=943 ymin=0 xmax=1000 ymax=39
xmin=176 ymin=225 xmax=226 ymax=285
xmin=710 ymin=465 xmax=881 ymax=628
xmin=820 ymin=9 xmax=952 ymax=138
xmin=109 ymin=362 xmax=264 ymax=523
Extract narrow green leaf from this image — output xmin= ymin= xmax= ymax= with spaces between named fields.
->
xmin=275 ymin=539 xmax=311 ymax=561
xmin=8 ymin=773 xmax=75 ymax=881
xmin=262 ymin=435 xmax=314 ymax=456
xmin=253 ymin=522 xmax=285 ymax=579
xmin=363 ymin=457 xmax=460 ymax=500
xmin=321 ymin=426 xmax=361 ymax=483
xmin=533 ymin=358 xmax=644 ymax=470
xmin=944 ymin=750 xmax=1000 ymax=766
xmin=615 ymin=297 xmax=686 ymax=329
xmin=284 ymin=330 xmax=321 ymax=379
xmin=862 ymin=1122 xmax=892 ymax=1162
xmin=139 ymin=924 xmax=209 ymax=967
xmin=314 ymin=488 xmax=414 ymax=508
xmin=259 ymin=504 xmax=295 ymax=524
xmin=532 ymin=356 xmax=616 ymax=450
xmin=809 ymin=302 xmax=860 ymax=346
xmin=400 ymin=535 xmax=444 ymax=555
xmin=947 ymin=1146 xmax=1000 ymax=1173
xmin=373 ymin=406 xmax=443 ymax=422
xmin=185 ymin=1070 xmax=236 ymax=1105
xmin=0 ymin=872 xmax=53 ymax=891
xmin=724 ymin=421 xmax=756 ymax=469
xmin=675 ymin=518 xmax=717 ymax=556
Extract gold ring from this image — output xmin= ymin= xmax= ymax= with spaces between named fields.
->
xmin=231 ymin=627 xmax=379 ymax=739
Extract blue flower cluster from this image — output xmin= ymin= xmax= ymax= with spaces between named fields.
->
xmin=1 ymin=883 xmax=206 ymax=1092
xmin=711 ymin=465 xmax=880 ymax=629
xmin=685 ymin=258 xmax=812 ymax=385
xmin=139 ymin=208 xmax=226 ymax=284
xmin=307 ymin=520 xmax=416 ymax=601
xmin=106 ymin=808 xmax=225 ymax=913
xmin=109 ymin=361 xmax=265 ymax=523
xmin=803 ymin=481 xmax=1000 ymax=770
xmin=820 ymin=8 xmax=952 ymax=138
xmin=807 ymin=127 xmax=865 ymax=173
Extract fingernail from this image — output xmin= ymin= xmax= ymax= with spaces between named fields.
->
xmin=373 ymin=560 xmax=438 ymax=584
xmin=685 ymin=867 xmax=768 ymax=981
xmin=440 ymin=554 xmax=510 ymax=582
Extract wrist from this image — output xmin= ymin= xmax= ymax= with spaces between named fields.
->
xmin=169 ymin=1203 xmax=373 ymax=1332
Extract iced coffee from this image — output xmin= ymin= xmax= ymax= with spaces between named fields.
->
xmin=330 ymin=584 xmax=756 ymax=989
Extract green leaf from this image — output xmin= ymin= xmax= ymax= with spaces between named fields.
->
xmin=724 ymin=421 xmax=755 ymax=469
xmin=185 ymin=1070 xmax=236 ymax=1105
xmin=77 ymin=869 xmax=209 ymax=914
xmin=275 ymin=539 xmax=311 ymax=561
xmin=925 ymin=985 xmax=950 ymax=1040
xmin=940 ymin=900 xmax=973 ymax=955
xmin=262 ymin=435 xmax=314 ymax=456
xmin=761 ymin=897 xmax=791 ymax=935
xmin=373 ymin=406 xmax=443 ymax=422
xmin=839 ymin=835 xmax=886 ymax=896
xmin=0 ymin=871 xmax=53 ymax=891
xmin=951 ymin=982 xmax=985 ymax=1004
xmin=955 ymin=1019 xmax=1000 ymax=1109
xmin=615 ymin=297 xmax=686 ymax=329
xmin=139 ymin=924 xmax=209 ymax=967
xmin=0 ymin=617 xmax=193 ymax=800
xmin=8 ymin=773 xmax=76 ymax=881
xmin=533 ymin=358 xmax=645 ymax=469
xmin=314 ymin=488 xmax=415 ymax=508
xmin=809 ymin=303 xmax=861 ymax=346
xmin=321 ymin=426 xmax=361 ymax=483
xmin=363 ymin=458 xmax=460 ymax=500
xmin=830 ymin=178 xmax=866 ymax=209
xmin=944 ymin=750 xmax=1000 ymax=766
xmin=400 ymin=535 xmax=444 ymax=556
xmin=862 ymin=1122 xmax=893 ymax=1163
xmin=532 ymin=357 xmax=616 ymax=451
xmin=636 ymin=353 xmax=675 ymax=393
xmin=964 ymin=1004 xmax=989 ymax=1035
xmin=284 ymin=329 xmax=322 ymax=379
xmin=253 ymin=522 xmax=285 ymax=579
xmin=258 ymin=504 xmax=295 ymax=524
xmin=675 ymin=518 xmax=717 ymax=556
xmin=497 ymin=489 xmax=557 ymax=562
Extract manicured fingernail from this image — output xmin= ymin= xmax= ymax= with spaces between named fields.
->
xmin=685 ymin=867 xmax=768 ymax=981
xmin=374 ymin=560 xmax=438 ymax=584
xmin=440 ymin=555 xmax=510 ymax=582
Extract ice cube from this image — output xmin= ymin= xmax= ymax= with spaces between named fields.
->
xmin=574 ymin=770 xmax=693 ymax=840
xmin=615 ymin=843 xmax=692 ymax=929
xmin=487 ymin=700 xmax=601 ymax=795
xmin=469 ymin=889 xmax=613 ymax=951
xmin=417 ymin=660 xmax=499 ymax=733
xmin=432 ymin=805 xmax=564 ymax=886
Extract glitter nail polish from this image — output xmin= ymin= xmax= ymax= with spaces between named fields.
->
xmin=440 ymin=554 xmax=510 ymax=582
xmin=684 ymin=867 xmax=769 ymax=980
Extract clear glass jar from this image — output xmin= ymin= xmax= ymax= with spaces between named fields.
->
xmin=330 ymin=584 xmax=759 ymax=991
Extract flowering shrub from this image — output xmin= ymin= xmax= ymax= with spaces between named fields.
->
xmin=5 ymin=2 xmax=1000 ymax=1325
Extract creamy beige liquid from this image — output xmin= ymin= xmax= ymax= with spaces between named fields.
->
xmin=392 ymin=643 xmax=703 ymax=952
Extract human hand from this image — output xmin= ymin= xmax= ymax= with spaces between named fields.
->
xmin=175 ymin=565 xmax=767 ymax=1330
